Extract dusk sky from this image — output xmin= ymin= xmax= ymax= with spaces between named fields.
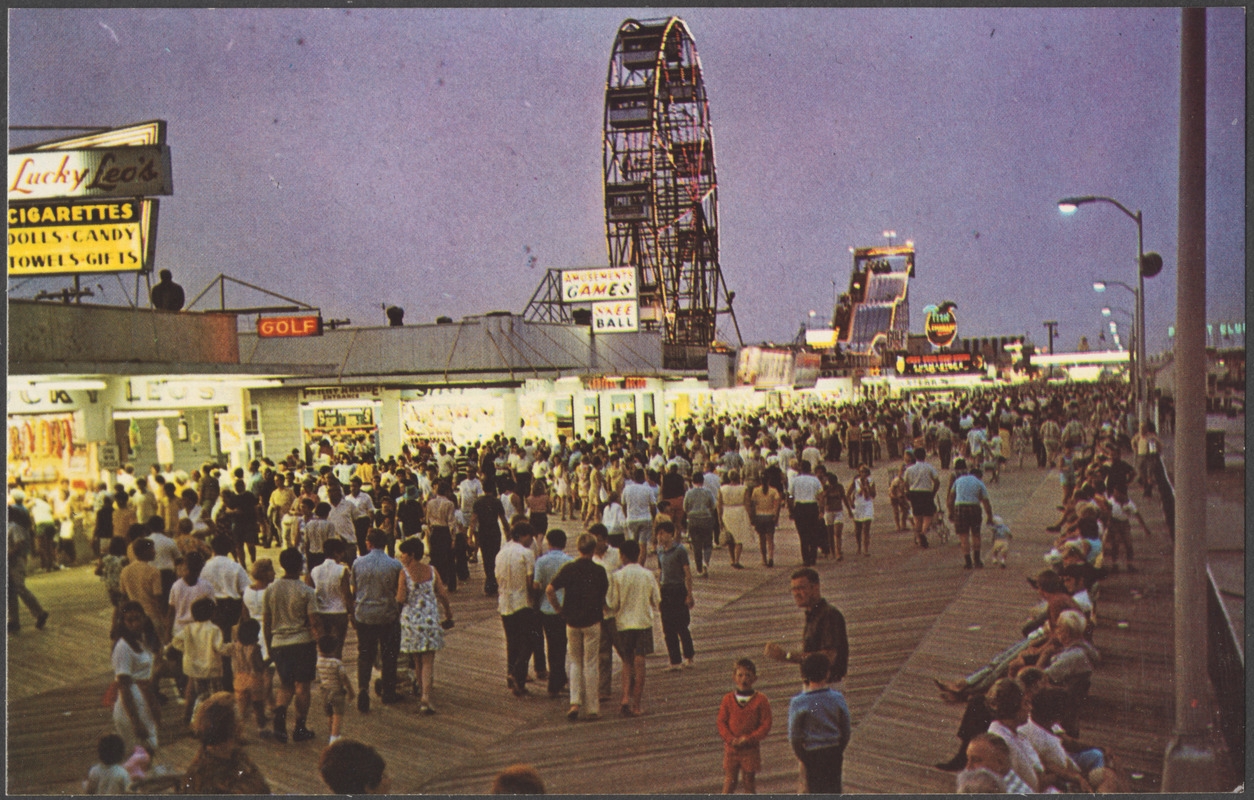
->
xmin=9 ymin=8 xmax=1245 ymax=352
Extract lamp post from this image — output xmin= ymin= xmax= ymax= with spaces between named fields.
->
xmin=1059 ymin=196 xmax=1154 ymax=433
xmin=1102 ymin=307 xmax=1132 ymax=351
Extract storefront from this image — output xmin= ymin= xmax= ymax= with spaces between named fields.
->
xmin=298 ymin=386 xmax=383 ymax=464
xmin=6 ymin=388 xmax=96 ymax=491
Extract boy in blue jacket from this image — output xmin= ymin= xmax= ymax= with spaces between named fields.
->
xmin=788 ymin=652 xmax=851 ymax=793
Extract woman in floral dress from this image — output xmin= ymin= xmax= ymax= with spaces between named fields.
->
xmin=396 ymin=537 xmax=453 ymax=714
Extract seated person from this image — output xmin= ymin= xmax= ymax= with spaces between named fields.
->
xmin=1023 ymin=687 xmax=1121 ymax=792
xmin=935 ymin=570 xmax=1078 ymax=702
xmin=962 ymin=733 xmax=1032 ymax=793
xmin=955 ymin=766 xmax=1005 ymax=793
xmin=984 ymin=678 xmax=1043 ymax=791
xmin=934 ymin=609 xmax=1097 ymax=773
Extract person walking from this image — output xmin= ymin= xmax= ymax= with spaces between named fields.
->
xmin=789 ymin=461 xmax=823 ymax=567
xmin=718 ymin=470 xmax=753 ymax=570
xmin=655 ymin=521 xmax=695 ymax=670
xmin=533 ymin=529 xmax=574 ymax=699
xmin=609 ymin=539 xmax=659 ymax=717
xmin=350 ymin=529 xmax=404 ymax=711
xmin=496 ymin=521 xmax=538 ymax=697
xmin=848 ymin=466 xmax=876 ymax=557
xmin=263 ymin=547 xmax=319 ymax=743
xmin=396 ymin=536 xmax=453 ymax=714
xmin=8 ymin=493 xmax=49 ymax=633
xmin=748 ymin=470 xmax=783 ymax=568
xmin=683 ymin=473 xmax=719 ymax=576
xmin=948 ymin=466 xmax=994 ymax=569
xmin=546 ymin=532 xmax=610 ymax=721
xmin=903 ymin=447 xmax=941 ymax=549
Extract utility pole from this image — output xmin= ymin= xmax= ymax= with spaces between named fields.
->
xmin=1161 ymin=7 xmax=1219 ymax=791
xmin=1042 ymin=321 xmax=1058 ymax=354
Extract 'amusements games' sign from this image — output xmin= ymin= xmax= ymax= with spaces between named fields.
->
xmin=561 ymin=267 xmax=637 ymax=302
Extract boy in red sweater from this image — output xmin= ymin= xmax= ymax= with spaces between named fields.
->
xmin=717 ymin=658 xmax=773 ymax=793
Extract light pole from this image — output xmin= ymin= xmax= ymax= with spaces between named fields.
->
xmin=1059 ymin=196 xmax=1157 ymax=432
xmin=1092 ymin=279 xmax=1138 ymax=410
xmin=1042 ymin=320 xmax=1059 ymax=355
xmin=1101 ymin=307 xmax=1132 ymax=351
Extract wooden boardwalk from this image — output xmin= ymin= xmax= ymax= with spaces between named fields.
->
xmin=7 ymin=462 xmax=1195 ymax=794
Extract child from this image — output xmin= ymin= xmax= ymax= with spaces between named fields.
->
xmin=988 ymin=516 xmax=1013 ymax=568
xmin=982 ymin=432 xmax=1003 ymax=484
xmin=84 ymin=733 xmax=131 ymax=794
xmin=1104 ymin=485 xmax=1151 ymax=573
xmin=169 ymin=596 xmax=230 ymax=725
xmin=888 ymin=465 xmax=910 ymax=532
xmin=99 ymin=536 xmax=128 ymax=608
xmin=224 ymin=617 xmax=271 ymax=740
xmin=316 ymin=634 xmax=355 ymax=744
xmin=716 ymin=658 xmax=772 ymax=794
xmin=788 ymin=653 xmax=852 ymax=794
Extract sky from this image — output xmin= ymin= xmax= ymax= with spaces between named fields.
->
xmin=8 ymin=7 xmax=1246 ymax=353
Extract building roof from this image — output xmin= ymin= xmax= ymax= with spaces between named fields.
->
xmin=238 ymin=313 xmax=674 ymax=386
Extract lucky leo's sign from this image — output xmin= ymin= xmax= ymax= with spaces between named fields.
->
xmin=8 ymin=146 xmax=173 ymax=202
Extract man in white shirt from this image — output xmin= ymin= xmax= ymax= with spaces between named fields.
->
xmin=435 ymin=444 xmax=456 ymax=480
xmin=325 ymin=482 xmax=365 ymax=558
xmin=132 ymin=478 xmax=159 ymax=527
xmin=145 ymin=517 xmax=183 ymax=600
xmin=457 ymin=468 xmax=485 ymax=524
xmin=902 ymin=447 xmax=942 ymax=549
xmin=621 ymin=469 xmax=657 ymax=554
xmin=201 ymin=533 xmax=250 ymax=684
xmin=789 ymin=460 xmax=824 ymax=567
xmin=495 ymin=521 xmax=537 ymax=696
xmin=178 ymin=488 xmax=209 ymax=536
xmin=346 ymin=476 xmax=376 ymax=555
xmin=609 ymin=539 xmax=660 ymax=716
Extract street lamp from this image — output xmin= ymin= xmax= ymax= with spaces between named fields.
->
xmin=1059 ymin=195 xmax=1157 ymax=432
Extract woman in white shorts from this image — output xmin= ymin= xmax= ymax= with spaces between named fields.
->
xmin=819 ymin=469 xmax=852 ymax=560
xmin=849 ymin=465 xmax=876 ymax=556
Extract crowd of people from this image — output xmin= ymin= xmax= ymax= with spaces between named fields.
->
xmin=930 ymin=405 xmax=1157 ymax=792
xmin=6 ymin=378 xmax=1164 ymax=793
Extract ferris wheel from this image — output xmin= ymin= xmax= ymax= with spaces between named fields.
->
xmin=603 ymin=17 xmax=741 ymax=350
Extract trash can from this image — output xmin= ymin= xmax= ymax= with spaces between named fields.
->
xmin=1205 ymin=430 xmax=1226 ymax=471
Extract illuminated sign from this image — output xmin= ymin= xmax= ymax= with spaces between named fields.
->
xmin=257 ymin=315 xmax=323 ymax=338
xmin=924 ymin=301 xmax=959 ymax=348
xmin=7 ymin=146 xmax=173 ymax=201
xmin=19 ymin=120 xmax=166 ymax=150
xmin=592 ymin=299 xmax=639 ymax=332
xmin=793 ymin=352 xmax=822 ymax=388
xmin=7 ymin=199 xmax=157 ymax=275
xmin=561 ymin=267 xmax=637 ymax=302
xmin=736 ymin=346 xmax=794 ymax=388
xmin=582 ymin=376 xmax=649 ymax=391
xmin=894 ymin=351 xmax=985 ymax=376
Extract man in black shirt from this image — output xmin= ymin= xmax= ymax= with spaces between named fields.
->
xmin=546 ymin=533 xmax=610 ymax=721
xmin=471 ymin=485 xmax=509 ymax=596
xmin=763 ymin=567 xmax=848 ymax=683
